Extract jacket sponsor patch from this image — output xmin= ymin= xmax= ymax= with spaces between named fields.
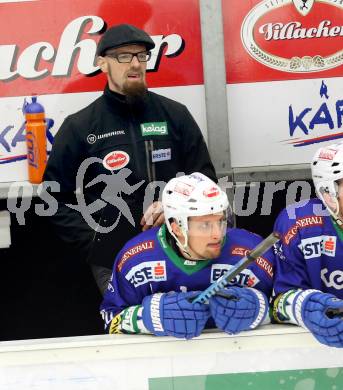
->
xmin=87 ymin=130 xmax=125 ymax=144
xmin=140 ymin=122 xmax=168 ymax=136
xmin=151 ymin=148 xmax=171 ymax=162
xmin=231 ymin=246 xmax=273 ymax=278
xmin=211 ymin=263 xmax=260 ymax=287
xmin=299 ymin=235 xmax=337 ymax=259
xmin=117 ymin=240 xmax=155 ymax=271
xmin=283 ymin=216 xmax=323 ymax=245
xmin=103 ymin=150 xmax=129 ymax=170
xmin=125 ymin=261 xmax=167 ymax=287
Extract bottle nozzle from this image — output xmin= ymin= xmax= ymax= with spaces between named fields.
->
xmin=24 ymin=96 xmax=45 ymax=114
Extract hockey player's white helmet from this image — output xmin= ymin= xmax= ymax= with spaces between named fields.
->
xmin=312 ymin=142 xmax=343 ymax=223
xmin=162 ymin=172 xmax=230 ymax=251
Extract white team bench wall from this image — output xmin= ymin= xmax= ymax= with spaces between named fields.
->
xmin=0 ymin=325 xmax=342 ymax=390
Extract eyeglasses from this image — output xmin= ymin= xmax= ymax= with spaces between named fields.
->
xmin=105 ymin=51 xmax=151 ymax=63
xmin=188 ymin=218 xmax=228 ymax=235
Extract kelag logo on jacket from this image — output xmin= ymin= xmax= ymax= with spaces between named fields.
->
xmin=140 ymin=122 xmax=168 ymax=136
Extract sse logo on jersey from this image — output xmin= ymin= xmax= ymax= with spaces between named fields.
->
xmin=125 ymin=261 xmax=167 ymax=287
xmin=211 ymin=264 xmax=260 ymax=288
xmin=299 ymin=236 xmax=337 ymax=259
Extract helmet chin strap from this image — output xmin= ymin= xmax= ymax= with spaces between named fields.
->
xmin=332 ymin=198 xmax=343 ymax=226
xmin=169 ymin=225 xmax=194 ymax=259
xmin=318 ymin=185 xmax=343 ymax=226
xmin=174 ymin=229 xmax=207 ymax=261
xmin=325 ymin=195 xmax=343 ymax=226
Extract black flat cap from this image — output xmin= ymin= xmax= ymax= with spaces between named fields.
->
xmin=97 ymin=24 xmax=155 ymax=56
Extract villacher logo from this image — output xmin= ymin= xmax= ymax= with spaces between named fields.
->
xmin=241 ymin=0 xmax=343 ymax=73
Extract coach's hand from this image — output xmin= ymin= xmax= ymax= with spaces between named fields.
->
xmin=140 ymin=201 xmax=164 ymax=231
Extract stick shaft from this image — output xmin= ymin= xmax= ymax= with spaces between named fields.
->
xmin=193 ymin=232 xmax=280 ymax=304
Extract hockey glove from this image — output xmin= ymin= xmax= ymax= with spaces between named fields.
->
xmin=209 ymin=286 xmax=269 ymax=334
xmin=142 ymin=291 xmax=210 ymax=339
xmin=293 ymin=290 xmax=343 ymax=348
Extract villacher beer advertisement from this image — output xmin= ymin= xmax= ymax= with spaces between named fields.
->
xmin=0 ymin=0 xmax=205 ymax=182
xmin=222 ymin=0 xmax=343 ymax=168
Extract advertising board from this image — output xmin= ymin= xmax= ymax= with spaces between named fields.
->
xmin=0 ymin=0 xmax=205 ymax=182
xmin=222 ymin=0 xmax=343 ymax=168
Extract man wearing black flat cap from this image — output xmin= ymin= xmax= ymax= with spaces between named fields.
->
xmin=44 ymin=23 xmax=216 ymax=296
xmin=96 ymin=24 xmax=155 ymax=99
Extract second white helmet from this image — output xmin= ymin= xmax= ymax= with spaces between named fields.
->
xmin=312 ymin=142 xmax=343 ymax=223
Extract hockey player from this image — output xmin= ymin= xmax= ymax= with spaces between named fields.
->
xmin=100 ymin=173 xmax=274 ymax=338
xmin=272 ymin=143 xmax=343 ymax=348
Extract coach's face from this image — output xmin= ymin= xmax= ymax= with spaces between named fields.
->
xmin=97 ymin=44 xmax=148 ymax=96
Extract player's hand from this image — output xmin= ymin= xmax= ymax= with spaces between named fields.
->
xmin=142 ymin=291 xmax=210 ymax=339
xmin=209 ymin=287 xmax=269 ymax=334
xmin=140 ymin=201 xmax=164 ymax=231
xmin=297 ymin=291 xmax=343 ymax=348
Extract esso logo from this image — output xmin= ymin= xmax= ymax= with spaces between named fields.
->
xmin=103 ymin=151 xmax=130 ymax=171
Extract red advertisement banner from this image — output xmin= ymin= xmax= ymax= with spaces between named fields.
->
xmin=222 ymin=0 xmax=343 ymax=84
xmin=0 ymin=0 xmax=203 ymax=97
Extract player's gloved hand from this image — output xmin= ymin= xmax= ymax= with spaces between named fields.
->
xmin=142 ymin=291 xmax=210 ymax=339
xmin=209 ymin=286 xmax=269 ymax=334
xmin=294 ymin=290 xmax=343 ymax=348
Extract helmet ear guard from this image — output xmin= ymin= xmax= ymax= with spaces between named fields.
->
xmin=162 ymin=173 xmax=230 ymax=256
xmin=312 ymin=143 xmax=343 ymax=224
xmin=165 ymin=217 xmax=190 ymax=254
xmin=315 ymin=181 xmax=340 ymax=221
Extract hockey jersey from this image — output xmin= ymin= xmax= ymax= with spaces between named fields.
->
xmin=100 ymin=225 xmax=275 ymax=330
xmin=273 ymin=198 xmax=343 ymax=298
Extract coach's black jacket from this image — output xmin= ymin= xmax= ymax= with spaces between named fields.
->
xmin=43 ymin=85 xmax=216 ymax=269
